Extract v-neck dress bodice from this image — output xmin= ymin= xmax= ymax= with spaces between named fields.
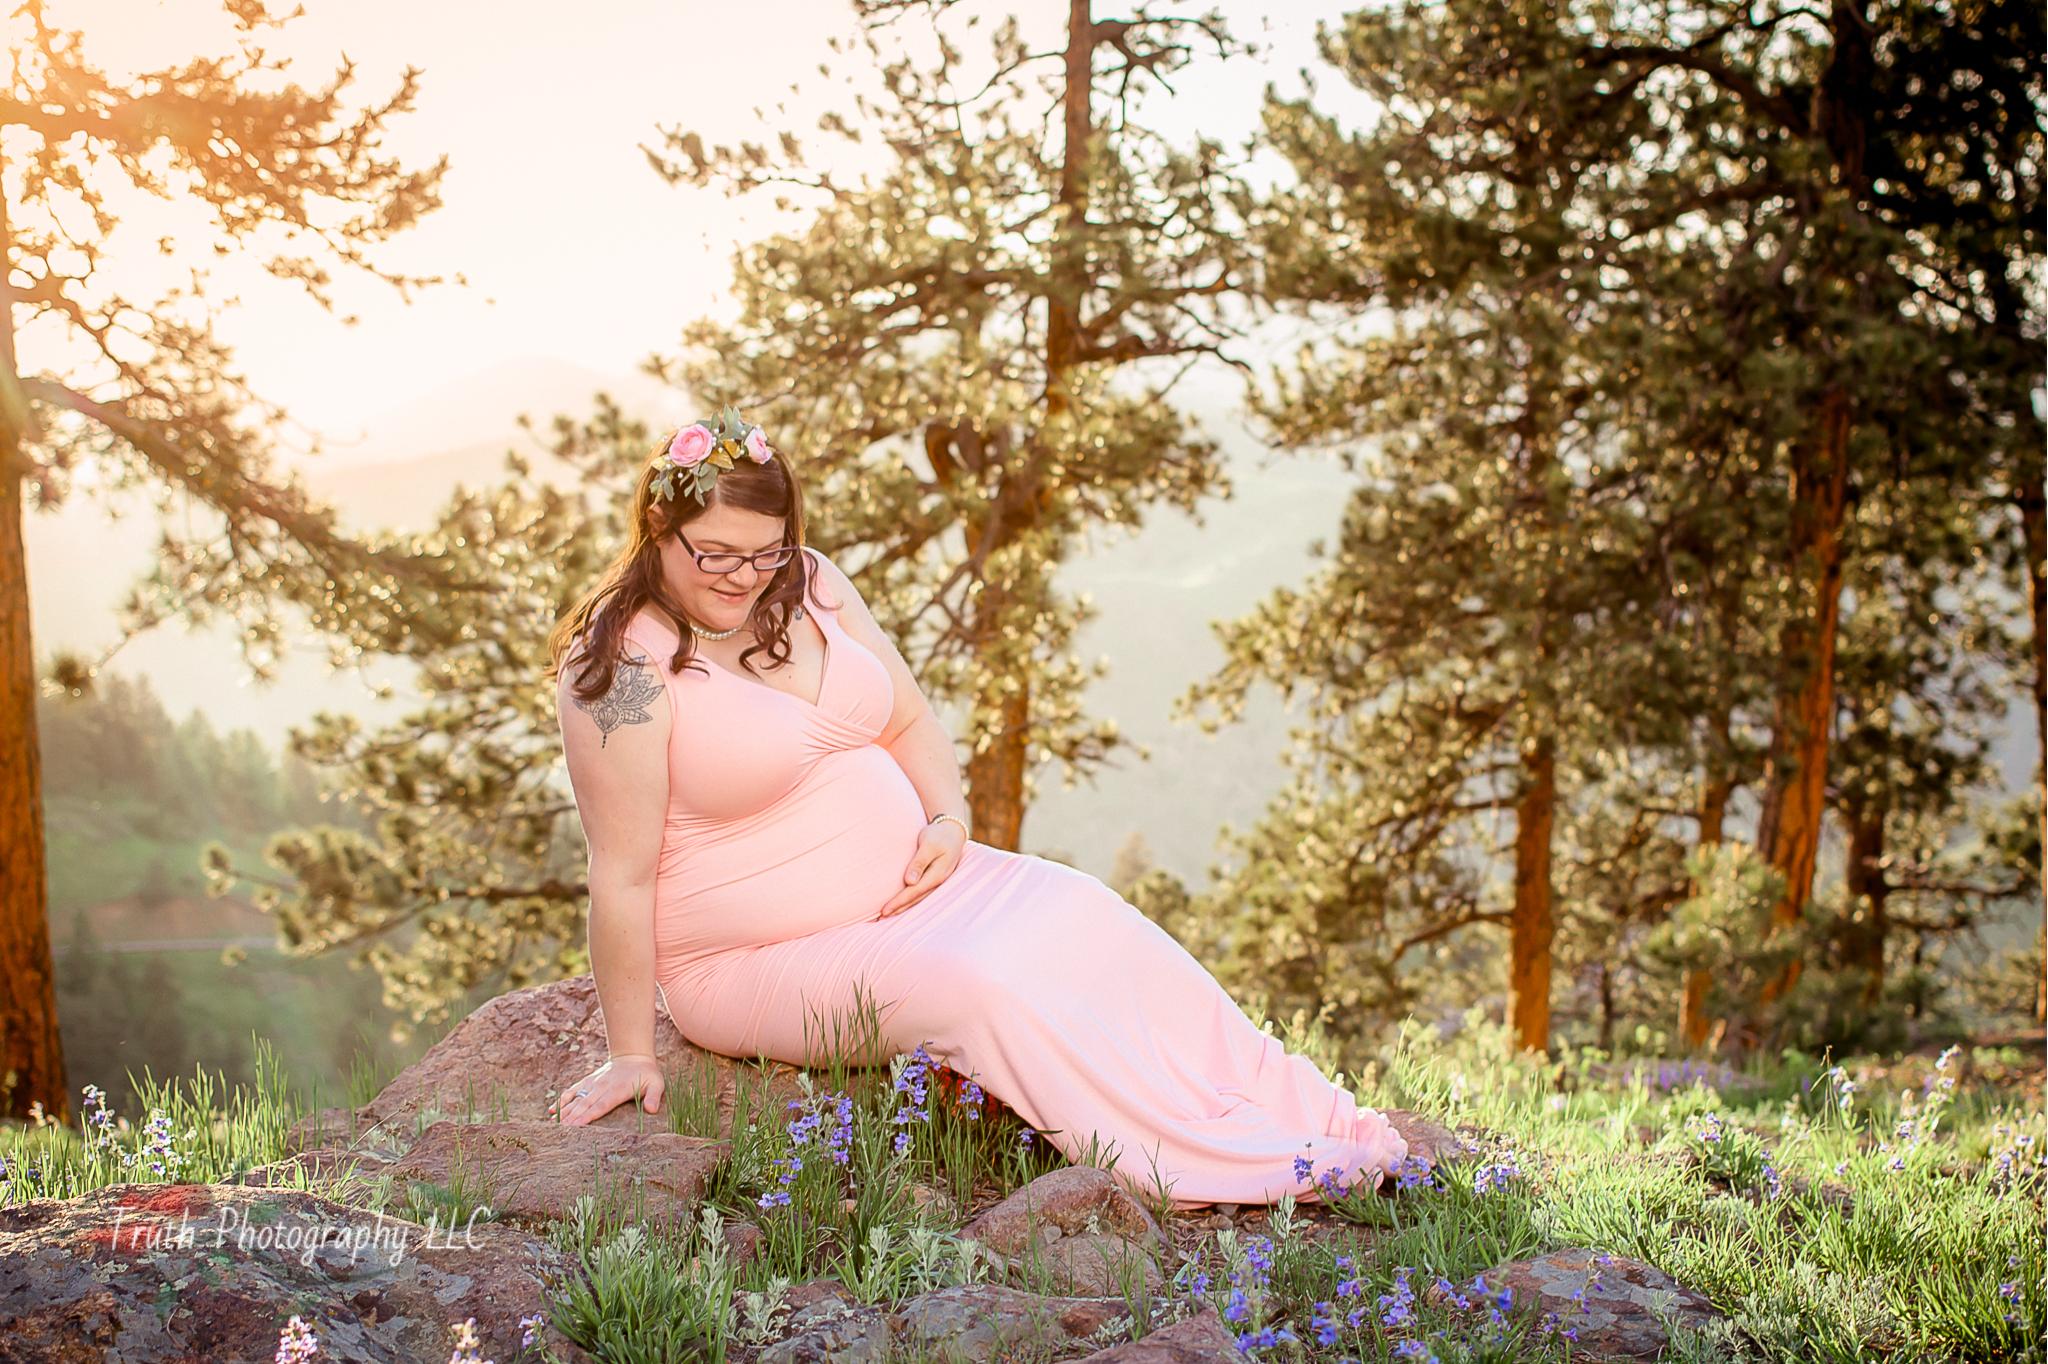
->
xmin=623 ymin=569 xmax=928 ymax=962
xmin=621 ymin=550 xmax=1408 ymax=1205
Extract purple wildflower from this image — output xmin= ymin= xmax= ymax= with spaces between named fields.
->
xmin=1472 ymin=1161 xmax=1520 ymax=1195
xmin=1379 ymin=1267 xmax=1417 ymax=1329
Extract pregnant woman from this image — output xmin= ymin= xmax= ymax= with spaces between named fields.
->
xmin=545 ymin=412 xmax=1407 ymax=1204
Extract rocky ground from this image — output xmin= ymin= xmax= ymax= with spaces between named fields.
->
xmin=0 ymin=977 xmax=1731 ymax=1363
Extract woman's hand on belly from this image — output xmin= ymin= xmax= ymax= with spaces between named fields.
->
xmin=548 ymin=1053 xmax=664 ymax=1125
xmin=879 ymin=818 xmax=968 ymax=917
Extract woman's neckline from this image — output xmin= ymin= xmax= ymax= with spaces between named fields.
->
xmin=633 ymin=601 xmax=834 ymax=711
xmin=696 ymin=608 xmax=833 ymax=711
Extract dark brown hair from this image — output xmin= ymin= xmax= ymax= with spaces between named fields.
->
xmin=548 ymin=436 xmax=811 ymax=703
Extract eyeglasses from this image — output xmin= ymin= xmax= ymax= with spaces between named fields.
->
xmin=676 ymin=530 xmax=798 ymax=576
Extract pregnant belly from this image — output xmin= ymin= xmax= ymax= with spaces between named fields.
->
xmin=653 ymin=745 xmax=928 ymax=965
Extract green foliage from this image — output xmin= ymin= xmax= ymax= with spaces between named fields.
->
xmin=553 ymin=1207 xmax=733 ymax=1364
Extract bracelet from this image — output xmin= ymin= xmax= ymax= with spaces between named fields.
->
xmin=928 ymin=812 xmax=970 ymax=840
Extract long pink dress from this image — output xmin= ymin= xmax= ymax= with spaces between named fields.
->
xmin=628 ymin=552 xmax=1407 ymax=1205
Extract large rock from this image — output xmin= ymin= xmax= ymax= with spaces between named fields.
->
xmin=963 ymin=1167 xmax=1162 ymax=1255
xmin=889 ymin=1284 xmax=1134 ymax=1360
xmin=1034 ymin=1235 xmax=1166 ymax=1296
xmin=1379 ymin=1109 xmax=1466 ymax=1168
xmin=384 ymin=1120 xmax=724 ymax=1223
xmin=359 ymin=975 xmax=742 ymax=1138
xmin=0 ymin=1183 xmax=589 ymax=1363
xmin=759 ymin=1303 xmax=892 ymax=1364
xmin=1074 ymin=1309 xmax=1239 ymax=1364
xmin=1462 ymin=1248 xmax=1725 ymax=1361
xmin=962 ymin=1167 xmax=1166 ymax=1297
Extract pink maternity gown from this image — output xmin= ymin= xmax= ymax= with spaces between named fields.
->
xmin=628 ymin=551 xmax=1407 ymax=1205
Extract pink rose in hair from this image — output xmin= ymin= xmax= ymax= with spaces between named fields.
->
xmin=744 ymin=427 xmax=771 ymax=463
xmin=669 ymin=424 xmax=714 ymax=467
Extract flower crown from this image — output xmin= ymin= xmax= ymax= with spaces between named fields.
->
xmin=652 ymin=407 xmax=774 ymax=505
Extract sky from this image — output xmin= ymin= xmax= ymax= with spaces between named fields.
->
xmin=42 ymin=0 xmax=1338 ymax=442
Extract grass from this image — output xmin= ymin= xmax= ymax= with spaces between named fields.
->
xmin=2 ymin=1011 xmax=2041 ymax=1364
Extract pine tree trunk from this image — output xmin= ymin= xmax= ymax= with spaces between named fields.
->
xmin=1509 ymin=736 xmax=1556 ymax=1053
xmin=960 ymin=0 xmax=1090 ymax=848
xmin=1841 ymin=797 xmax=1889 ymax=1007
xmin=1678 ymin=760 xmax=1733 ymax=1049
xmin=1756 ymin=388 xmax=1852 ymax=1004
xmin=0 ymin=449 xmax=63 ymax=1123
xmin=2017 ymin=478 xmax=2045 ymax=1023
xmin=966 ymin=684 xmax=1029 ymax=851
xmin=0 ymin=161 xmax=64 ymax=1123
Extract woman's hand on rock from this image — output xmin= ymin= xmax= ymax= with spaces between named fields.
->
xmin=880 ymin=819 xmax=967 ymax=917
xmin=548 ymin=1053 xmax=665 ymax=1126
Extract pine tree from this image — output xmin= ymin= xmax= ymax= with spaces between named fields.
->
xmin=651 ymin=0 xmax=1254 ymax=848
xmin=1186 ymin=0 xmax=2039 ymax=1054
xmin=0 ymin=0 xmax=445 ymax=1121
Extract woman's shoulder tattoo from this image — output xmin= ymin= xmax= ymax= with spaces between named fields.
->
xmin=572 ymin=654 xmax=663 ymax=748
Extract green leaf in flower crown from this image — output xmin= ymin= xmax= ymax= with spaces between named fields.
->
xmin=719 ymin=406 xmax=746 ymax=443
xmin=654 ymin=471 xmax=675 ymax=502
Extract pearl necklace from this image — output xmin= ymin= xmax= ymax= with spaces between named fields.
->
xmin=687 ymin=617 xmax=746 ymax=642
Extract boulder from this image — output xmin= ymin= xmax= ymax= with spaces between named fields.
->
xmin=961 ymin=1167 xmax=1165 ymax=1297
xmin=1457 ymin=1248 xmax=1725 ymax=1361
xmin=783 ymin=1278 xmax=861 ymax=1322
xmin=1379 ymin=1109 xmax=1466 ymax=1168
xmin=0 ymin=1183 xmax=589 ymax=1364
xmin=1074 ymin=1308 xmax=1239 ymax=1364
xmin=889 ymin=1284 xmax=1135 ymax=1361
xmin=384 ymin=1120 xmax=724 ymax=1223
xmin=361 ymin=974 xmax=744 ymax=1136
xmin=724 ymin=1219 xmax=765 ymax=1270
xmin=963 ymin=1167 xmax=1162 ymax=1256
xmin=759 ymin=1304 xmax=892 ymax=1364
xmin=1035 ymin=1234 xmax=1167 ymax=1296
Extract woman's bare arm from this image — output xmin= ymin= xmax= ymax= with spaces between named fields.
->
xmin=550 ymin=644 xmax=672 ymax=1123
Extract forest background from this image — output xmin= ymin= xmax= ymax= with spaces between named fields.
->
xmin=1 ymin=0 xmax=2040 ymax=1121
